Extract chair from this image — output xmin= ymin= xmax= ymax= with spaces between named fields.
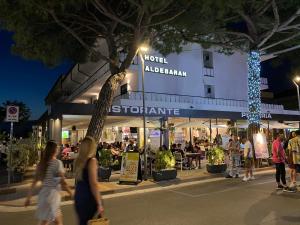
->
xmin=174 ymin=152 xmax=184 ymax=171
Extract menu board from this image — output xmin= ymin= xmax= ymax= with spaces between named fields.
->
xmin=119 ymin=152 xmax=139 ymax=183
xmin=253 ymin=133 xmax=269 ymax=159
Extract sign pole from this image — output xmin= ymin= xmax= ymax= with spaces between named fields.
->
xmin=8 ymin=122 xmax=13 ymax=185
xmin=6 ymin=105 xmax=19 ymax=185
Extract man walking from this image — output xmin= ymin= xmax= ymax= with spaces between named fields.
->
xmin=272 ymin=134 xmax=288 ymax=190
xmin=242 ymin=136 xmax=255 ymax=182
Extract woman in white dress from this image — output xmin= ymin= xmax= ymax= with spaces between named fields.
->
xmin=25 ymin=140 xmax=72 ymax=225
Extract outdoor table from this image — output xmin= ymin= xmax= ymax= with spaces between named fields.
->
xmin=185 ymin=153 xmax=202 ymax=169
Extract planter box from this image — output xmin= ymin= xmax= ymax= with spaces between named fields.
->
xmin=153 ymin=169 xmax=177 ymax=181
xmin=98 ymin=167 xmax=112 ymax=182
xmin=206 ymin=164 xmax=227 ymax=174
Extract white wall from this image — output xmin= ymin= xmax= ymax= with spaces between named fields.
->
xmin=127 ymin=44 xmax=248 ymax=101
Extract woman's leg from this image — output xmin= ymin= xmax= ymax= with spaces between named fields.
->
xmin=39 ymin=221 xmax=49 ymax=225
xmin=54 ymin=214 xmax=63 ymax=225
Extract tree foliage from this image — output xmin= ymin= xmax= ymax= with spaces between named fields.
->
xmin=0 ymin=0 xmax=195 ymax=140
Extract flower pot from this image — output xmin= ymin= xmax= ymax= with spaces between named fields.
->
xmin=152 ymin=169 xmax=177 ymax=181
xmin=98 ymin=167 xmax=112 ymax=182
xmin=206 ymin=164 xmax=227 ymax=174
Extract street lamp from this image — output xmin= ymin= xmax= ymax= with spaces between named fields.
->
xmin=293 ymin=76 xmax=300 ymax=111
xmin=293 ymin=76 xmax=300 ymax=129
xmin=138 ymin=44 xmax=149 ymax=180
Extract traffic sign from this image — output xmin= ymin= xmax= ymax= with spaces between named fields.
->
xmin=6 ymin=106 xmax=19 ymax=122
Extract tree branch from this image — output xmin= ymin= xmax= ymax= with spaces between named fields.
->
xmin=237 ymin=11 xmax=258 ymax=40
xmin=143 ymin=8 xmax=188 ymax=27
xmin=267 ymin=44 xmax=300 ymax=56
xmin=214 ymin=31 xmax=254 ymax=43
xmin=278 ymin=8 xmax=300 ymax=31
xmin=258 ymin=0 xmax=280 ymax=48
xmin=260 ymin=32 xmax=300 ymax=51
xmin=48 ymin=10 xmax=112 ymax=64
xmin=256 ymin=0 xmax=273 ymax=16
xmin=91 ymin=0 xmax=135 ymax=29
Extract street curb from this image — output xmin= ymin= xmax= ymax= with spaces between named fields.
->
xmin=0 ymin=168 xmax=275 ymax=212
xmin=0 ymin=188 xmax=16 ymax=195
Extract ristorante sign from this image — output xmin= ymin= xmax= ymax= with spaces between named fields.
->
xmin=109 ymin=105 xmax=180 ymax=116
xmin=144 ymin=54 xmax=187 ymax=77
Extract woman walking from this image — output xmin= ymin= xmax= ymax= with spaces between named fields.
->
xmin=74 ymin=136 xmax=104 ymax=225
xmin=24 ymin=141 xmax=72 ymax=225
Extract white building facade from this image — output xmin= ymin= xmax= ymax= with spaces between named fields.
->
xmin=41 ymin=43 xmax=300 ymax=147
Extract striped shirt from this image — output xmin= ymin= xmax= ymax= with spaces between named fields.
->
xmin=42 ymin=159 xmax=64 ymax=188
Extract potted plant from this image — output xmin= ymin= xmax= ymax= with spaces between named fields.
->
xmin=98 ymin=149 xmax=112 ymax=181
xmin=153 ymin=150 xmax=177 ymax=181
xmin=206 ymin=147 xmax=227 ymax=173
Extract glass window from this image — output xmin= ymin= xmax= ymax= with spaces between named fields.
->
xmin=120 ymin=83 xmax=128 ymax=95
xmin=204 ymin=85 xmax=215 ymax=98
xmin=203 ymin=51 xmax=213 ymax=68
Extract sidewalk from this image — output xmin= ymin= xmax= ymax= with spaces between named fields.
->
xmin=0 ymin=164 xmax=275 ymax=207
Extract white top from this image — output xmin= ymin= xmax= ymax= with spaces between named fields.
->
xmin=244 ymin=141 xmax=253 ymax=158
xmin=42 ymin=159 xmax=64 ymax=188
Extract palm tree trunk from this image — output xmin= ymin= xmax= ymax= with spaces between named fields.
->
xmin=86 ymin=71 xmax=126 ymax=141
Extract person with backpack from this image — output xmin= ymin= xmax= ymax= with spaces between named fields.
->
xmin=272 ymin=134 xmax=288 ymax=190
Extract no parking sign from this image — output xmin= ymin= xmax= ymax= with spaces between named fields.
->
xmin=6 ymin=106 xmax=19 ymax=122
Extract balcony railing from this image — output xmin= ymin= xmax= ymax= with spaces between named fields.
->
xmin=115 ymin=91 xmax=284 ymax=111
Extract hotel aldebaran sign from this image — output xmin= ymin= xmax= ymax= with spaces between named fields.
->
xmin=144 ymin=54 xmax=187 ymax=77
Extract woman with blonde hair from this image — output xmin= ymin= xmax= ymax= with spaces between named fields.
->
xmin=74 ymin=136 xmax=104 ymax=225
xmin=24 ymin=140 xmax=72 ymax=225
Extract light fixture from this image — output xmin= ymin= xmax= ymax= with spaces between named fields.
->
xmin=139 ymin=45 xmax=149 ymax=53
xmin=294 ymin=76 xmax=300 ymax=82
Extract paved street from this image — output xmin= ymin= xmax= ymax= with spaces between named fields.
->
xmin=1 ymin=173 xmax=300 ymax=225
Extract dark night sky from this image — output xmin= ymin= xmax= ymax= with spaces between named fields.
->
xmin=0 ymin=30 xmax=295 ymax=120
xmin=0 ymin=30 xmax=71 ymax=120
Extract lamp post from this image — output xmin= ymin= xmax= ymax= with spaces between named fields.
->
xmin=138 ymin=45 xmax=148 ymax=180
xmin=293 ymin=76 xmax=300 ymax=128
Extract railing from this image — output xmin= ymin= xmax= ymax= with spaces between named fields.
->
xmin=115 ymin=91 xmax=284 ymax=111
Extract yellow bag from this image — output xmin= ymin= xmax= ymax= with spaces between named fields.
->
xmin=88 ymin=218 xmax=110 ymax=225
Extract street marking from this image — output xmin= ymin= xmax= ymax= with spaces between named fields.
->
xmin=168 ymin=179 xmax=275 ymax=198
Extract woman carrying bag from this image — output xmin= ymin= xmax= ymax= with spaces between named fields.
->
xmin=74 ymin=136 xmax=105 ymax=225
xmin=24 ymin=140 xmax=72 ymax=225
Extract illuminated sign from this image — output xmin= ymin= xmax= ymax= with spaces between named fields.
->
xmin=241 ymin=112 xmax=272 ymax=119
xmin=144 ymin=54 xmax=187 ymax=77
xmin=109 ymin=105 xmax=180 ymax=116
xmin=62 ymin=130 xmax=69 ymax=139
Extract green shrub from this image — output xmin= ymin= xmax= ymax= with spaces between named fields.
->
xmin=207 ymin=147 xmax=225 ymax=165
xmin=155 ymin=150 xmax=175 ymax=171
xmin=98 ymin=149 xmax=113 ymax=168
xmin=6 ymin=138 xmax=38 ymax=173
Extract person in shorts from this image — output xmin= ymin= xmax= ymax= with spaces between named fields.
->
xmin=285 ymin=130 xmax=300 ymax=192
xmin=242 ymin=136 xmax=255 ymax=182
